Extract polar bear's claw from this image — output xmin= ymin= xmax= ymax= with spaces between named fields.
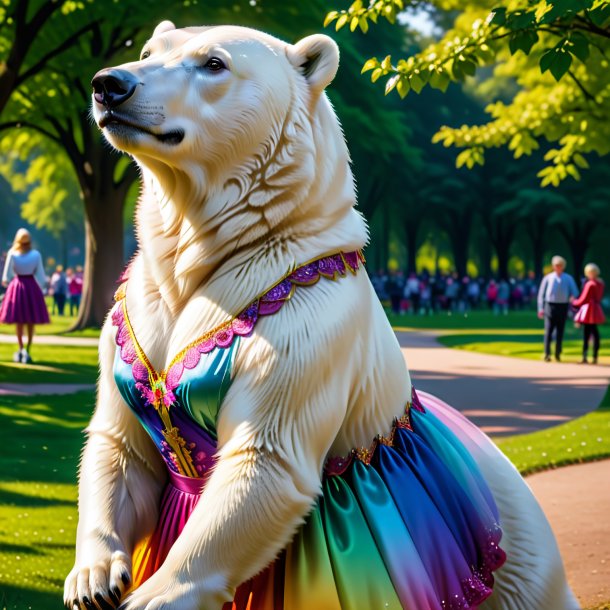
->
xmin=64 ymin=549 xmax=131 ymax=610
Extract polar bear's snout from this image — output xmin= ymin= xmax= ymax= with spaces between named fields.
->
xmin=92 ymin=69 xmax=138 ymax=109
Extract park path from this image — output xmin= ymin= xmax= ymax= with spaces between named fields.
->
xmin=527 ymin=461 xmax=610 ymax=608
xmin=0 ymin=333 xmax=98 ymax=347
xmin=397 ymin=330 xmax=610 ymax=436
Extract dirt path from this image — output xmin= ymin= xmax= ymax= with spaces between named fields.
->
xmin=0 ymin=333 xmax=98 ymax=347
xmin=397 ymin=330 xmax=610 ymax=437
xmin=527 ymin=461 xmax=610 ymax=609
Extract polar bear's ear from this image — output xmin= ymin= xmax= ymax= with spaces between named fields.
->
xmin=153 ymin=20 xmax=176 ymax=37
xmin=287 ymin=34 xmax=340 ymax=94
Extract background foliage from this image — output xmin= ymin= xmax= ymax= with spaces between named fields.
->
xmin=0 ymin=0 xmax=609 ymax=328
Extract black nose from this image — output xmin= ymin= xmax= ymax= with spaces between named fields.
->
xmin=91 ymin=69 xmax=138 ymax=109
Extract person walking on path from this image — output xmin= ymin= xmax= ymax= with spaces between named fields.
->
xmin=0 ymin=228 xmax=50 ymax=363
xmin=573 ymin=263 xmax=605 ymax=364
xmin=537 ymin=255 xmax=579 ymax=362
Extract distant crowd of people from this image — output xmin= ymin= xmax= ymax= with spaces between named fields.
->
xmin=372 ymin=269 xmax=540 ymax=316
xmin=373 ymin=254 xmax=605 ymax=364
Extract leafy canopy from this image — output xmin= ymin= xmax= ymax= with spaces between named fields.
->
xmin=325 ymin=0 xmax=610 ymax=185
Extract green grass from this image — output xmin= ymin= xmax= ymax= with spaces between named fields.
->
xmin=387 ymin=308 xmax=546 ymax=330
xmin=0 ymin=297 xmax=100 ymax=338
xmin=0 ymin=391 xmax=94 ymax=610
xmin=495 ymin=386 xmax=610 ymax=475
xmin=438 ymin=328 xmax=610 ymax=365
xmin=0 ymin=344 xmax=98 ymax=385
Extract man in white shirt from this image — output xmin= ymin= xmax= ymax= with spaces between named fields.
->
xmin=537 ymin=255 xmax=579 ymax=362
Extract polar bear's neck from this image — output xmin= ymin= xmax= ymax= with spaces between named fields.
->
xmin=135 ymin=97 xmax=367 ymax=317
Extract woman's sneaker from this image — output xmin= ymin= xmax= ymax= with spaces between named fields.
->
xmin=13 ymin=351 xmax=22 ymax=363
xmin=21 ymin=349 xmax=32 ymax=364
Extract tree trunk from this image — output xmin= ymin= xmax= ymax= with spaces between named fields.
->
xmin=73 ymin=194 xmax=125 ymax=329
xmin=496 ymin=243 xmax=510 ymax=280
xmin=559 ymin=220 xmax=595 ymax=284
xmin=404 ymin=219 xmax=420 ymax=274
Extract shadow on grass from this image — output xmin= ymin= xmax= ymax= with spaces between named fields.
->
xmin=0 ymin=487 xmax=75 ymax=508
xmin=0 ymin=391 xmax=93 ymax=485
xmin=0 ymin=581 xmax=63 ymax=610
xmin=0 ymin=344 xmax=98 ymax=385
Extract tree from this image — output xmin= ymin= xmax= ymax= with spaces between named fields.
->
xmin=326 ymin=0 xmax=610 ymax=186
xmin=496 ymin=188 xmax=567 ymax=277
xmin=1 ymin=0 xmax=419 ymax=328
xmin=0 ymin=0 xmax=102 ymax=116
xmin=0 ymin=133 xmax=83 ymax=265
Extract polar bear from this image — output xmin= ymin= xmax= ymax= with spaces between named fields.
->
xmin=64 ymin=21 xmax=579 ymax=610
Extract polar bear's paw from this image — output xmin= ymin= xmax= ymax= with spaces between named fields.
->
xmin=117 ymin=569 xmax=229 ymax=610
xmin=64 ymin=548 xmax=131 ymax=610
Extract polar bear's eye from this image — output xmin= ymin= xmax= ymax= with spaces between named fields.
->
xmin=203 ymin=57 xmax=226 ymax=72
xmin=141 ymin=50 xmax=151 ymax=60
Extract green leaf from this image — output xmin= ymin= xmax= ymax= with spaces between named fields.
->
xmin=336 ymin=13 xmax=349 ymax=30
xmin=551 ymin=49 xmax=573 ymax=80
xmin=409 ymin=72 xmax=425 ymax=93
xmin=371 ymin=68 xmax=384 ymax=83
xmin=361 ymin=58 xmax=379 ymax=74
xmin=573 ymin=153 xmax=590 ymax=169
xmin=510 ymin=10 xmax=537 ymax=29
xmin=385 ymin=74 xmax=399 ymax=95
xmin=569 ymin=32 xmax=590 ymax=62
xmin=323 ymin=11 xmax=338 ymax=27
xmin=396 ymin=76 xmax=410 ymax=99
xmin=429 ymin=69 xmax=450 ymax=92
xmin=359 ymin=16 xmax=369 ymax=33
xmin=509 ymin=29 xmax=539 ymax=56
xmin=490 ymin=6 xmax=507 ymax=25
xmin=460 ymin=59 xmax=476 ymax=76
xmin=540 ymin=47 xmax=573 ymax=80
xmin=589 ymin=3 xmax=610 ymax=25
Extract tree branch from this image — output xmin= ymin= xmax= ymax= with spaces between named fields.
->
xmin=572 ymin=18 xmax=610 ymax=40
xmin=567 ymin=69 xmax=597 ymax=103
xmin=0 ymin=120 xmax=61 ymax=144
xmin=16 ymin=20 xmax=101 ymax=86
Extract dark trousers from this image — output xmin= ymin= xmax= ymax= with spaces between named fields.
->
xmin=583 ymin=323 xmax=600 ymax=359
xmin=544 ymin=302 xmax=569 ymax=357
xmin=53 ymin=293 xmax=67 ymax=316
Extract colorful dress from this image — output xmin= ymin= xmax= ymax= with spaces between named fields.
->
xmin=0 ymin=249 xmax=50 ymax=325
xmin=112 ymin=251 xmax=506 ymax=610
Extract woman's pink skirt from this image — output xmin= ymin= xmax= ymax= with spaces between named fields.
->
xmin=0 ymin=275 xmax=50 ymax=324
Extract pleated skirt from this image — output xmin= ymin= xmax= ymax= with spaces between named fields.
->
xmin=131 ymin=391 xmax=506 ymax=610
xmin=0 ymin=275 xmax=50 ymax=324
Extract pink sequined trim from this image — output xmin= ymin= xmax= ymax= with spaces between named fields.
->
xmin=112 ymin=251 xmax=364 ymax=396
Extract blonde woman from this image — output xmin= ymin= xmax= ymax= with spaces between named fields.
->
xmin=0 ymin=228 xmax=50 ymax=363
xmin=573 ymin=263 xmax=605 ymax=364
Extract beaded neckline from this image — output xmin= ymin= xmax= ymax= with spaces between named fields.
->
xmin=112 ymin=250 xmax=365 ymax=408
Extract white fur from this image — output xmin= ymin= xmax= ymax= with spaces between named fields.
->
xmin=65 ymin=24 xmax=579 ymax=610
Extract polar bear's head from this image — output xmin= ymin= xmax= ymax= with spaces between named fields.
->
xmin=92 ymin=23 xmax=364 ymax=280
xmin=92 ymin=22 xmax=339 ymax=162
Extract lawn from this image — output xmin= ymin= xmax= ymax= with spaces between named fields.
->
xmin=0 ymin=391 xmax=94 ymax=610
xmin=496 ymin=386 xmax=610 ymax=475
xmin=0 ymin=344 xmax=98 ymax=386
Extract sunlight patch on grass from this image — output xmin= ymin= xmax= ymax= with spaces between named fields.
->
xmin=0 ymin=344 xmax=98 ymax=385
xmin=496 ymin=387 xmax=610 ymax=476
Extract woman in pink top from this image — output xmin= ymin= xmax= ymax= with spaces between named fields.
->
xmin=573 ymin=263 xmax=605 ymax=364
